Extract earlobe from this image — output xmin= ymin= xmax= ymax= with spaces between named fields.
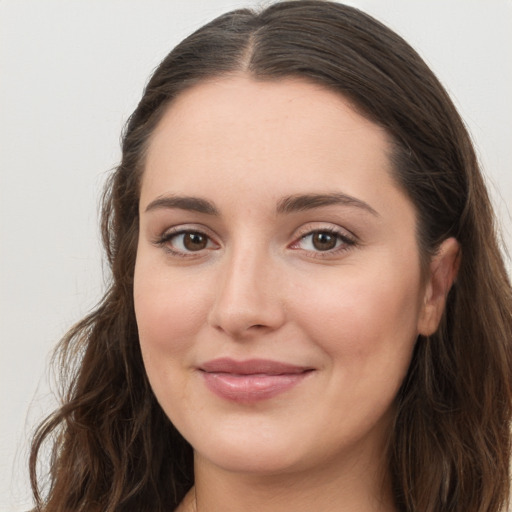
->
xmin=418 ymin=237 xmax=461 ymax=336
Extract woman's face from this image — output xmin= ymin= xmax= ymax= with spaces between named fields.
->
xmin=134 ymin=76 xmax=432 ymax=476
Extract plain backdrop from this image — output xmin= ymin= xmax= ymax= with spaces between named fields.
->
xmin=1 ymin=1 xmax=511 ymax=510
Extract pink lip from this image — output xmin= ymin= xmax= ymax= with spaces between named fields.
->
xmin=199 ymin=358 xmax=314 ymax=403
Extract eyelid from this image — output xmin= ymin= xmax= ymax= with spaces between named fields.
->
xmin=292 ymin=222 xmax=357 ymax=242
xmin=153 ymin=224 xmax=220 ymax=256
xmin=288 ymin=223 xmax=358 ymax=256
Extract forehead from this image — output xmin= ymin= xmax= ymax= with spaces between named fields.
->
xmin=141 ymin=75 xmax=407 ymax=221
xmin=145 ymin=76 xmax=390 ymax=186
xmin=148 ymin=75 xmax=388 ymax=157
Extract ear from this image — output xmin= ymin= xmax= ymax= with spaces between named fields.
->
xmin=417 ymin=237 xmax=461 ymax=336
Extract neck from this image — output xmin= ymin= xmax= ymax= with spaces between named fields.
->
xmin=179 ymin=443 xmax=396 ymax=512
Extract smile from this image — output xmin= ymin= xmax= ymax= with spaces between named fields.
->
xmin=199 ymin=358 xmax=314 ymax=403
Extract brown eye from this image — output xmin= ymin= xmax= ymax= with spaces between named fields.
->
xmin=182 ymin=232 xmax=209 ymax=251
xmin=311 ymin=232 xmax=338 ymax=251
xmin=159 ymin=230 xmax=215 ymax=254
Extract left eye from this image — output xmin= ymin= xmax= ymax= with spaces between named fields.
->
xmin=297 ymin=231 xmax=347 ymax=252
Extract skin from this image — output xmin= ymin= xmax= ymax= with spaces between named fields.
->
xmin=134 ymin=76 xmax=459 ymax=512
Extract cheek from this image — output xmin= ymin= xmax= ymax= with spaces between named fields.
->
xmin=133 ymin=263 xmax=211 ymax=371
xmin=292 ymin=262 xmax=423 ymax=373
xmin=133 ymin=263 xmax=213 ymax=423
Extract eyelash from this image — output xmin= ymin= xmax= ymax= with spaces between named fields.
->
xmin=291 ymin=227 xmax=357 ymax=257
xmin=155 ymin=228 xmax=217 ymax=258
xmin=154 ymin=226 xmax=357 ymax=258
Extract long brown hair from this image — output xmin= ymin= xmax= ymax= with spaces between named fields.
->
xmin=30 ymin=2 xmax=512 ymax=511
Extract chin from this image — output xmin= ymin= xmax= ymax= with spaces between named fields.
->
xmin=196 ymin=443 xmax=305 ymax=475
xmin=182 ymin=420 xmax=311 ymax=475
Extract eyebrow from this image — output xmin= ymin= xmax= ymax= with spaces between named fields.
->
xmin=144 ymin=192 xmax=378 ymax=217
xmin=145 ymin=195 xmax=219 ymax=215
xmin=276 ymin=193 xmax=379 ymax=216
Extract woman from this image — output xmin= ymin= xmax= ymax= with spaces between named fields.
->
xmin=29 ymin=1 xmax=512 ymax=511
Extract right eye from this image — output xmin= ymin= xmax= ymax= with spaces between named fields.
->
xmin=157 ymin=229 xmax=218 ymax=256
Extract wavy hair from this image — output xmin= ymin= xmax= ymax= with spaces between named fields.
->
xmin=30 ymin=2 xmax=512 ymax=511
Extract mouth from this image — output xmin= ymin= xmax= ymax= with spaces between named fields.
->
xmin=198 ymin=358 xmax=315 ymax=403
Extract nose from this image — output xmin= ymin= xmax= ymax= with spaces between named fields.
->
xmin=207 ymin=246 xmax=286 ymax=339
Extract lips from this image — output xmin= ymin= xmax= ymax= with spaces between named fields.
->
xmin=198 ymin=358 xmax=314 ymax=403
